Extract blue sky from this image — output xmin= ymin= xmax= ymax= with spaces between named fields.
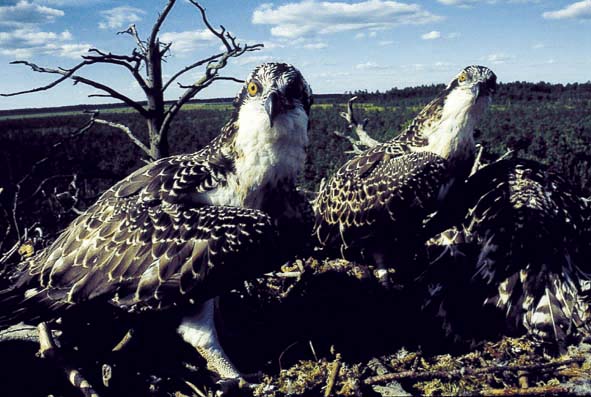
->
xmin=0 ymin=0 xmax=590 ymax=109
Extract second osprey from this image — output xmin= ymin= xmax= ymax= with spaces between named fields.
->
xmin=314 ymin=66 xmax=497 ymax=277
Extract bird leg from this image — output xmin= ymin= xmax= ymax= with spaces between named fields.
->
xmin=177 ymin=298 xmax=245 ymax=387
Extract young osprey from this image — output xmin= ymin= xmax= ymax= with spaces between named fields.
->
xmin=0 ymin=63 xmax=312 ymax=383
xmin=424 ymin=158 xmax=591 ymax=350
xmin=314 ymin=66 xmax=496 ymax=277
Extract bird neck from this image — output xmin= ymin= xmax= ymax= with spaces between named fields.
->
xmin=224 ymin=103 xmax=309 ymax=209
xmin=406 ymin=89 xmax=486 ymax=168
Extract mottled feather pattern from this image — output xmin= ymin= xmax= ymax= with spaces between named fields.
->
xmin=425 ymin=158 xmax=591 ymax=345
xmin=315 ymin=141 xmax=449 ymax=251
xmin=313 ymin=66 xmax=496 ymax=266
xmin=0 ymin=62 xmax=312 ymax=327
xmin=6 ymin=189 xmax=277 ymax=321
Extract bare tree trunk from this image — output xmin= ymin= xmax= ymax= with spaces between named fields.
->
xmin=146 ymin=39 xmax=167 ymax=159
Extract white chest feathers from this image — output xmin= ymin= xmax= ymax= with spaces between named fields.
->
xmin=416 ymin=88 xmax=486 ymax=161
xmin=205 ymin=102 xmax=308 ymax=209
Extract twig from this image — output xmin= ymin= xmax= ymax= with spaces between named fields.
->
xmin=333 ymin=97 xmax=381 ymax=154
xmin=324 ymin=353 xmax=342 ymax=397
xmin=0 ymin=324 xmax=41 ymax=344
xmin=184 ymin=380 xmax=208 ymax=397
xmin=364 ymin=357 xmax=585 ymax=385
xmin=112 ymin=328 xmax=135 ymax=352
xmin=278 ymin=341 xmax=299 ymax=371
xmin=159 ymin=0 xmax=263 ymax=136
xmin=2 ymin=61 xmax=148 ymax=116
xmin=264 ymin=271 xmax=302 ymax=278
xmin=309 ymin=340 xmax=319 ymax=362
xmin=7 ymin=112 xmax=97 ymax=243
xmin=470 ymin=144 xmax=484 ymax=175
xmin=481 ymin=385 xmax=571 ymax=396
xmin=37 ymin=322 xmax=101 ymax=397
xmin=118 ymin=25 xmax=147 ymax=53
xmin=93 ymin=118 xmax=152 ymax=159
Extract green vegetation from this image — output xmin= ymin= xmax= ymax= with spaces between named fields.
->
xmin=1 ymin=81 xmax=590 ymax=236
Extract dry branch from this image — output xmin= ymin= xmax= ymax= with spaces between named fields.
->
xmin=37 ymin=322 xmax=101 ymax=397
xmin=333 ymin=96 xmax=381 ymax=154
xmin=363 ymin=357 xmax=585 ymax=385
xmin=2 ymin=0 xmax=263 ymax=160
xmin=93 ymin=118 xmax=151 ymax=158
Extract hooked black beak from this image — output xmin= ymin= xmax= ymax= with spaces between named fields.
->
xmin=479 ymin=72 xmax=497 ymax=97
xmin=265 ymin=91 xmax=283 ymax=127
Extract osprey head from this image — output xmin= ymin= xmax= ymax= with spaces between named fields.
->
xmin=449 ymin=65 xmax=497 ymax=100
xmin=235 ymin=62 xmax=312 ymax=127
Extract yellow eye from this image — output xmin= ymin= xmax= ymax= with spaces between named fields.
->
xmin=458 ymin=72 xmax=467 ymax=83
xmin=247 ymin=81 xmax=259 ymax=96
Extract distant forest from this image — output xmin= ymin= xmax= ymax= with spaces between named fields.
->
xmin=1 ymin=81 xmax=590 ymax=238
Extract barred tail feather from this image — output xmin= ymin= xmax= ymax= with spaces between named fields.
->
xmin=523 ymin=273 xmax=591 ymax=346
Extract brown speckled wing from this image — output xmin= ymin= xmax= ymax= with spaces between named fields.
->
xmin=425 ymin=158 xmax=591 ymax=345
xmin=103 ymin=149 xmax=233 ymax=205
xmin=11 ymin=197 xmax=276 ymax=318
xmin=2 ymin=151 xmax=278 ymax=324
xmin=314 ymin=143 xmax=449 ymax=250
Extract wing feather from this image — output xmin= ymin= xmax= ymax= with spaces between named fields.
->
xmin=1 ymin=150 xmax=279 ymax=324
xmin=314 ymin=144 xmax=450 ymax=253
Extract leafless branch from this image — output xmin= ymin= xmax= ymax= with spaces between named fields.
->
xmin=176 ymin=76 xmax=243 ymax=89
xmin=1 ymin=60 xmax=86 ymax=97
xmin=117 ymin=24 xmax=146 ymax=53
xmin=190 ymin=1 xmax=232 ymax=52
xmin=10 ymin=113 xmax=97 ymax=241
xmin=333 ymin=96 xmax=381 ymax=154
xmin=160 ymin=5 xmax=263 ymax=139
xmin=149 ymin=0 xmax=176 ymax=48
xmin=163 ymin=52 xmax=228 ymax=91
xmin=93 ymin=117 xmax=152 ymax=159
xmin=470 ymin=144 xmax=484 ymax=176
xmin=2 ymin=61 xmax=148 ymax=116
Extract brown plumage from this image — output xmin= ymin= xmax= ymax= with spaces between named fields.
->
xmin=0 ymin=62 xmax=313 ymax=381
xmin=314 ymin=66 xmax=496 ymax=273
xmin=424 ymin=158 xmax=591 ymax=349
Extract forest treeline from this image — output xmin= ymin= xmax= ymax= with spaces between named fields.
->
xmin=1 ymin=80 xmax=590 ymax=237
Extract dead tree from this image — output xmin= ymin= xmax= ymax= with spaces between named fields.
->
xmin=1 ymin=0 xmax=262 ymax=161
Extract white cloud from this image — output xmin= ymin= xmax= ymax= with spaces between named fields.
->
xmin=532 ymin=42 xmax=545 ymax=49
xmin=0 ymin=0 xmax=63 ymax=26
xmin=236 ymin=55 xmax=274 ymax=66
xmin=438 ymin=0 xmax=539 ymax=5
xmin=485 ymin=53 xmax=514 ymax=64
xmin=0 ymin=27 xmax=90 ymax=59
xmin=38 ymin=0 xmax=106 ymax=5
xmin=447 ymin=32 xmax=461 ymax=39
xmin=543 ymin=0 xmax=591 ymax=20
xmin=355 ymin=61 xmax=389 ymax=70
xmin=437 ymin=0 xmax=479 ymax=5
xmin=160 ymin=30 xmax=216 ymax=54
xmin=378 ymin=40 xmax=395 ymax=46
xmin=421 ymin=30 xmax=441 ymax=40
xmin=98 ymin=6 xmax=145 ymax=30
xmin=303 ymin=42 xmax=328 ymax=49
xmin=252 ymin=0 xmax=442 ymax=38
xmin=261 ymin=40 xmax=286 ymax=50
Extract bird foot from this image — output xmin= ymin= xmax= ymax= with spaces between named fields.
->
xmin=214 ymin=377 xmax=247 ymax=396
xmin=214 ymin=375 xmax=266 ymax=396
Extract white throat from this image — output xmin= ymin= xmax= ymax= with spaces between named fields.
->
xmin=416 ymin=88 xmax=487 ymax=161
xmin=206 ymin=102 xmax=308 ymax=209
